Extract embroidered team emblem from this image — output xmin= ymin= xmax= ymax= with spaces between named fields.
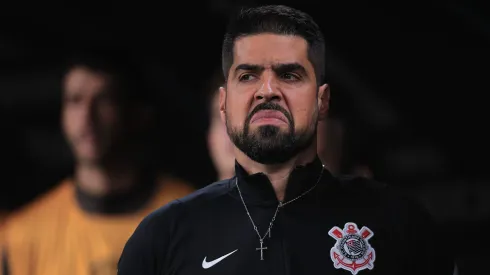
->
xmin=328 ymin=222 xmax=376 ymax=274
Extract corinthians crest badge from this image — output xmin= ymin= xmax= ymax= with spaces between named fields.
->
xmin=328 ymin=222 xmax=376 ymax=274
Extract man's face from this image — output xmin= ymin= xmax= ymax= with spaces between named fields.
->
xmin=221 ymin=34 xmax=328 ymax=164
xmin=62 ymin=66 xmax=125 ymax=165
xmin=207 ymin=92 xmax=235 ymax=179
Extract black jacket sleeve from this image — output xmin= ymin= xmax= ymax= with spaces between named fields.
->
xmin=117 ymin=200 xmax=182 ymax=275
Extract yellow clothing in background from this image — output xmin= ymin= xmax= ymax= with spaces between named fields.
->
xmin=1 ymin=177 xmax=194 ymax=275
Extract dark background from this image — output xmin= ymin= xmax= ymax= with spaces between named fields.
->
xmin=0 ymin=1 xmax=488 ymax=273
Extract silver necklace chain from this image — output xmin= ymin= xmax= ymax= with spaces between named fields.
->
xmin=235 ymin=164 xmax=325 ymax=260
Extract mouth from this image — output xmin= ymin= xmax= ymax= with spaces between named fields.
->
xmin=250 ymin=110 xmax=288 ymax=125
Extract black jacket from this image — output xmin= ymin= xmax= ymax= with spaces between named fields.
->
xmin=118 ymin=157 xmax=454 ymax=275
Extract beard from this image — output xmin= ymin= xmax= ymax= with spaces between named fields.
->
xmin=227 ymin=102 xmax=317 ymax=164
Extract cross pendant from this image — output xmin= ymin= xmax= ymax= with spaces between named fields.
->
xmin=256 ymin=240 xmax=267 ymax=260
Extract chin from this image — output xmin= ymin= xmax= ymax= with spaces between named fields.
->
xmin=253 ymin=124 xmax=286 ymax=133
xmin=253 ymin=123 xmax=287 ymax=130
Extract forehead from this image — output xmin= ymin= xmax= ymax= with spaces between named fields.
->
xmin=233 ymin=33 xmax=310 ymax=68
xmin=63 ymin=66 xmax=111 ymax=94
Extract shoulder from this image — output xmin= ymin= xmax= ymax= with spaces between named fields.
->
xmin=177 ymin=178 xmax=232 ymax=206
xmin=334 ymin=175 xmax=430 ymax=217
xmin=336 ymin=176 xmax=455 ymax=273
xmin=2 ymin=181 xmax=74 ymax=256
xmin=335 ymin=174 xmax=388 ymax=192
xmin=118 ymin=198 xmax=185 ymax=274
xmin=3 ymin=181 xmax=73 ymax=235
xmin=119 ymin=179 xmax=233 ymax=273
xmin=138 ymin=178 xmax=232 ymax=229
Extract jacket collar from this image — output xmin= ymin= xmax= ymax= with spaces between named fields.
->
xmin=233 ymin=156 xmax=330 ymax=206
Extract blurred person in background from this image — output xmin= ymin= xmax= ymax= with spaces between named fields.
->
xmin=316 ymin=117 xmax=343 ymax=176
xmin=0 ymin=47 xmax=194 ymax=275
xmin=318 ymin=118 xmax=374 ymax=178
xmin=206 ymin=71 xmax=236 ymax=181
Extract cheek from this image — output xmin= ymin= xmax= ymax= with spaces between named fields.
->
xmin=226 ymin=98 xmax=249 ymax=127
xmin=62 ymin=109 xmax=80 ymax=135
xmin=286 ymin=94 xmax=317 ymax=127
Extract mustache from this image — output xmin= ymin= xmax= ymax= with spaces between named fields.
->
xmin=245 ymin=102 xmax=293 ymax=126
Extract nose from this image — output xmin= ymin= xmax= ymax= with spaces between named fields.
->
xmin=254 ymin=73 xmax=282 ymax=102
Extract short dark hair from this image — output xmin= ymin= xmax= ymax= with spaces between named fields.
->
xmin=62 ymin=46 xmax=153 ymax=106
xmin=222 ymin=5 xmax=326 ymax=84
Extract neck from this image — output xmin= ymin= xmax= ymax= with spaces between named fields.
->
xmin=74 ymin=160 xmax=159 ymax=214
xmin=75 ymin=160 xmax=141 ymax=197
xmin=218 ymin=171 xmax=236 ymax=181
xmin=234 ymin=144 xmax=317 ymax=202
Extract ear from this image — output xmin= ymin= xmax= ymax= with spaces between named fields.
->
xmin=219 ymin=86 xmax=227 ymax=123
xmin=317 ymin=84 xmax=330 ymax=121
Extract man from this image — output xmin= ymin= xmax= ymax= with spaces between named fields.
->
xmin=0 ymin=47 xmax=194 ymax=275
xmin=206 ymin=71 xmax=236 ymax=180
xmin=118 ymin=5 xmax=454 ymax=275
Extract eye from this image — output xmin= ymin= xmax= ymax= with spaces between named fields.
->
xmin=281 ymin=73 xmax=300 ymax=81
xmin=238 ymin=74 xmax=257 ymax=82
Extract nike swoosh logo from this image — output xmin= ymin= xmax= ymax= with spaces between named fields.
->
xmin=202 ymin=249 xmax=238 ymax=269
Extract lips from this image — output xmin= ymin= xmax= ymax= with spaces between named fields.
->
xmin=250 ymin=110 xmax=288 ymax=124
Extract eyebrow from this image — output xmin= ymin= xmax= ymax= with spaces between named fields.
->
xmin=234 ymin=62 xmax=307 ymax=76
xmin=272 ymin=63 xmax=307 ymax=76
xmin=235 ymin=64 xmax=264 ymax=74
